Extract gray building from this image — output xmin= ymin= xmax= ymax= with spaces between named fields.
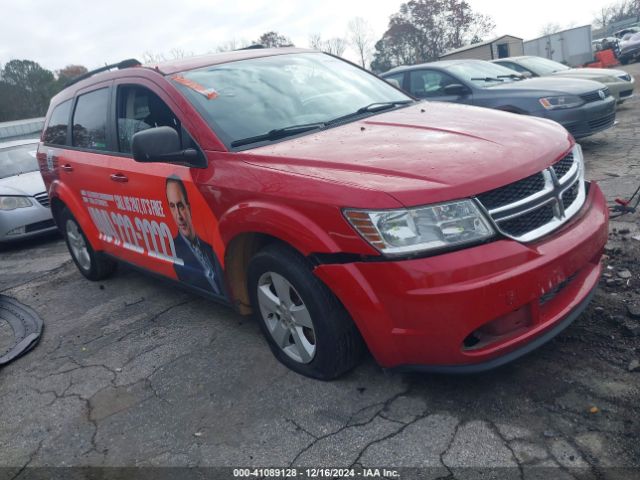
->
xmin=439 ymin=35 xmax=524 ymax=61
xmin=0 ymin=117 xmax=45 ymax=141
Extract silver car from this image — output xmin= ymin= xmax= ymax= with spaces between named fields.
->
xmin=0 ymin=138 xmax=57 ymax=243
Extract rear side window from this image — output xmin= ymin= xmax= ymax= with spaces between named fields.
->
xmin=72 ymin=88 xmax=109 ymax=150
xmin=43 ymin=100 xmax=71 ymax=145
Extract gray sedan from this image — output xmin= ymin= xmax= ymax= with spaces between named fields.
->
xmin=381 ymin=59 xmax=616 ymax=138
xmin=0 ymin=139 xmax=56 ymax=243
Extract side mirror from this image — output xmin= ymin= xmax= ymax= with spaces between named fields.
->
xmin=385 ymin=78 xmax=401 ymax=88
xmin=520 ymin=71 xmax=533 ymax=79
xmin=443 ymin=84 xmax=470 ymax=96
xmin=132 ymin=126 xmax=201 ymax=165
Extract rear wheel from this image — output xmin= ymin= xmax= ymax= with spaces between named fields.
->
xmin=247 ymin=243 xmax=364 ymax=380
xmin=61 ymin=208 xmax=116 ymax=280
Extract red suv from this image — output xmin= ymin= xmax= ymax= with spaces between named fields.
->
xmin=38 ymin=48 xmax=608 ymax=379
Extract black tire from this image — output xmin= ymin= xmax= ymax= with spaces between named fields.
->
xmin=247 ymin=243 xmax=365 ymax=380
xmin=620 ymin=57 xmax=629 ymax=65
xmin=61 ymin=208 xmax=117 ymax=281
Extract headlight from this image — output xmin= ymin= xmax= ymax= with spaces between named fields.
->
xmin=618 ymin=73 xmax=632 ymax=82
xmin=0 ymin=196 xmax=33 ymax=211
xmin=539 ymin=95 xmax=585 ymax=110
xmin=344 ymin=199 xmax=495 ymax=256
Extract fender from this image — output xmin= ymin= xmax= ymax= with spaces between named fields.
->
xmin=48 ymin=180 xmax=102 ymax=250
xmin=218 ymin=201 xmax=343 ymax=256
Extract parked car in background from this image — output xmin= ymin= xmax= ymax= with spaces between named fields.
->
xmin=613 ymin=26 xmax=640 ymax=39
xmin=382 ymin=59 xmax=617 ymax=139
xmin=619 ymin=33 xmax=640 ymax=65
xmin=0 ymin=139 xmax=56 ymax=243
xmin=492 ymin=56 xmax=635 ymax=103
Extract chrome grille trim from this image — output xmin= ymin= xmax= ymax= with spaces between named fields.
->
xmin=33 ymin=192 xmax=50 ymax=208
xmin=475 ymin=145 xmax=586 ymax=243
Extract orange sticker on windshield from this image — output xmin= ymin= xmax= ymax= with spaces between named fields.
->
xmin=172 ymin=75 xmax=218 ymax=100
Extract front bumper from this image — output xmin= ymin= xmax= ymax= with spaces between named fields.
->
xmin=0 ymin=200 xmax=56 ymax=242
xmin=314 ymin=183 xmax=608 ymax=370
xmin=538 ymin=96 xmax=616 ymax=138
xmin=606 ymin=77 xmax=635 ymax=102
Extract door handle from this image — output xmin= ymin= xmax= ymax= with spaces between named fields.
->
xmin=61 ymin=164 xmax=73 ymax=172
xmin=110 ymin=173 xmax=128 ymax=183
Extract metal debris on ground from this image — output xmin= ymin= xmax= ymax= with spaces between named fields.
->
xmin=0 ymin=295 xmax=44 ymax=366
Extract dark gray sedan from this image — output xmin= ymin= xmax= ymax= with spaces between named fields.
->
xmin=381 ymin=59 xmax=616 ymax=139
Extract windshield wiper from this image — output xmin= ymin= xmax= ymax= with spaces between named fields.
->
xmin=325 ymin=100 xmax=414 ymax=126
xmin=470 ymin=77 xmax=504 ymax=82
xmin=231 ymin=122 xmax=326 ymax=148
xmin=498 ymin=74 xmax=523 ymax=80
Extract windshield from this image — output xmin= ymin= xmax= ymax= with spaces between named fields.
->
xmin=171 ymin=53 xmax=411 ymax=149
xmin=517 ymin=57 xmax=571 ymax=75
xmin=446 ymin=61 xmax=523 ymax=87
xmin=0 ymin=143 xmax=39 ymax=179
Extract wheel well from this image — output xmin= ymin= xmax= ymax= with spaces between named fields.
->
xmin=224 ymin=233 xmax=287 ymax=315
xmin=50 ymin=197 xmax=66 ymax=227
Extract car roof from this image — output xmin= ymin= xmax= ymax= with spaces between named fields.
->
xmin=492 ymin=56 xmax=535 ymax=62
xmin=147 ymin=47 xmax=315 ymax=75
xmin=48 ymin=47 xmax=319 ymax=106
xmin=0 ymin=138 xmax=39 ymax=149
xmin=383 ymin=58 xmax=503 ymax=75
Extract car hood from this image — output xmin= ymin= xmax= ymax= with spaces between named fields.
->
xmin=241 ymin=102 xmax=572 ymax=207
xmin=0 ymin=171 xmax=46 ymax=197
xmin=487 ymin=76 xmax=606 ymax=95
xmin=551 ymin=68 xmax=628 ymax=82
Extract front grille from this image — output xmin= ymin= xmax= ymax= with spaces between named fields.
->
xmin=475 ymin=148 xmax=586 ymax=242
xmin=499 ymin=203 xmax=555 ymax=238
xmin=552 ymin=153 xmax=574 ymax=179
xmin=25 ymin=219 xmax=56 ymax=233
xmin=33 ymin=192 xmax=50 ymax=208
xmin=562 ymin=182 xmax=580 ymax=209
xmin=588 ymin=112 xmax=615 ymax=131
xmin=580 ymin=87 xmax=610 ymax=103
xmin=476 ymin=173 xmax=545 ymax=210
xmin=620 ymin=89 xmax=633 ymax=98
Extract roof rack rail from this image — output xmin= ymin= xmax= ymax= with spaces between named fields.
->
xmin=65 ymin=58 xmax=142 ymax=87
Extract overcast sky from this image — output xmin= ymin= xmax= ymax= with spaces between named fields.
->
xmin=0 ymin=0 xmax=611 ymax=71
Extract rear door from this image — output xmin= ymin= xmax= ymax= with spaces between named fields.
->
xmin=49 ymin=82 xmax=118 ymax=254
xmin=106 ymin=78 xmax=227 ymax=300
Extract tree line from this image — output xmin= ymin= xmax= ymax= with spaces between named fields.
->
xmin=3 ymin=0 xmax=636 ymax=122
xmin=0 ymin=62 xmax=87 ymax=122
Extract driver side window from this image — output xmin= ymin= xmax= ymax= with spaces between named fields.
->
xmin=116 ymin=86 xmax=182 ymax=154
xmin=408 ymin=70 xmax=458 ymax=98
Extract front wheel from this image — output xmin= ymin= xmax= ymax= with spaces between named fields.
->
xmin=247 ymin=244 xmax=364 ymax=380
xmin=61 ymin=208 xmax=116 ymax=281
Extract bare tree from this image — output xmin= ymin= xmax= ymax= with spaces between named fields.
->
xmin=308 ymin=33 xmax=323 ymax=50
xmin=142 ymin=51 xmax=167 ymax=64
xmin=169 ymin=47 xmax=192 ymax=59
xmin=214 ymin=38 xmax=250 ymax=52
xmin=323 ymin=37 xmax=348 ymax=56
xmin=540 ymin=23 xmax=563 ymax=36
xmin=348 ymin=17 xmax=374 ymax=68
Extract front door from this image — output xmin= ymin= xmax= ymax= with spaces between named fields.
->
xmin=106 ymin=80 xmax=227 ymax=299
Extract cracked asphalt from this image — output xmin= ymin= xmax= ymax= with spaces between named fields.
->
xmin=1 ymin=66 xmax=639 ymax=479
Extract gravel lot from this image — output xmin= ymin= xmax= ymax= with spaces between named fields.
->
xmin=1 ymin=65 xmax=639 ymax=479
